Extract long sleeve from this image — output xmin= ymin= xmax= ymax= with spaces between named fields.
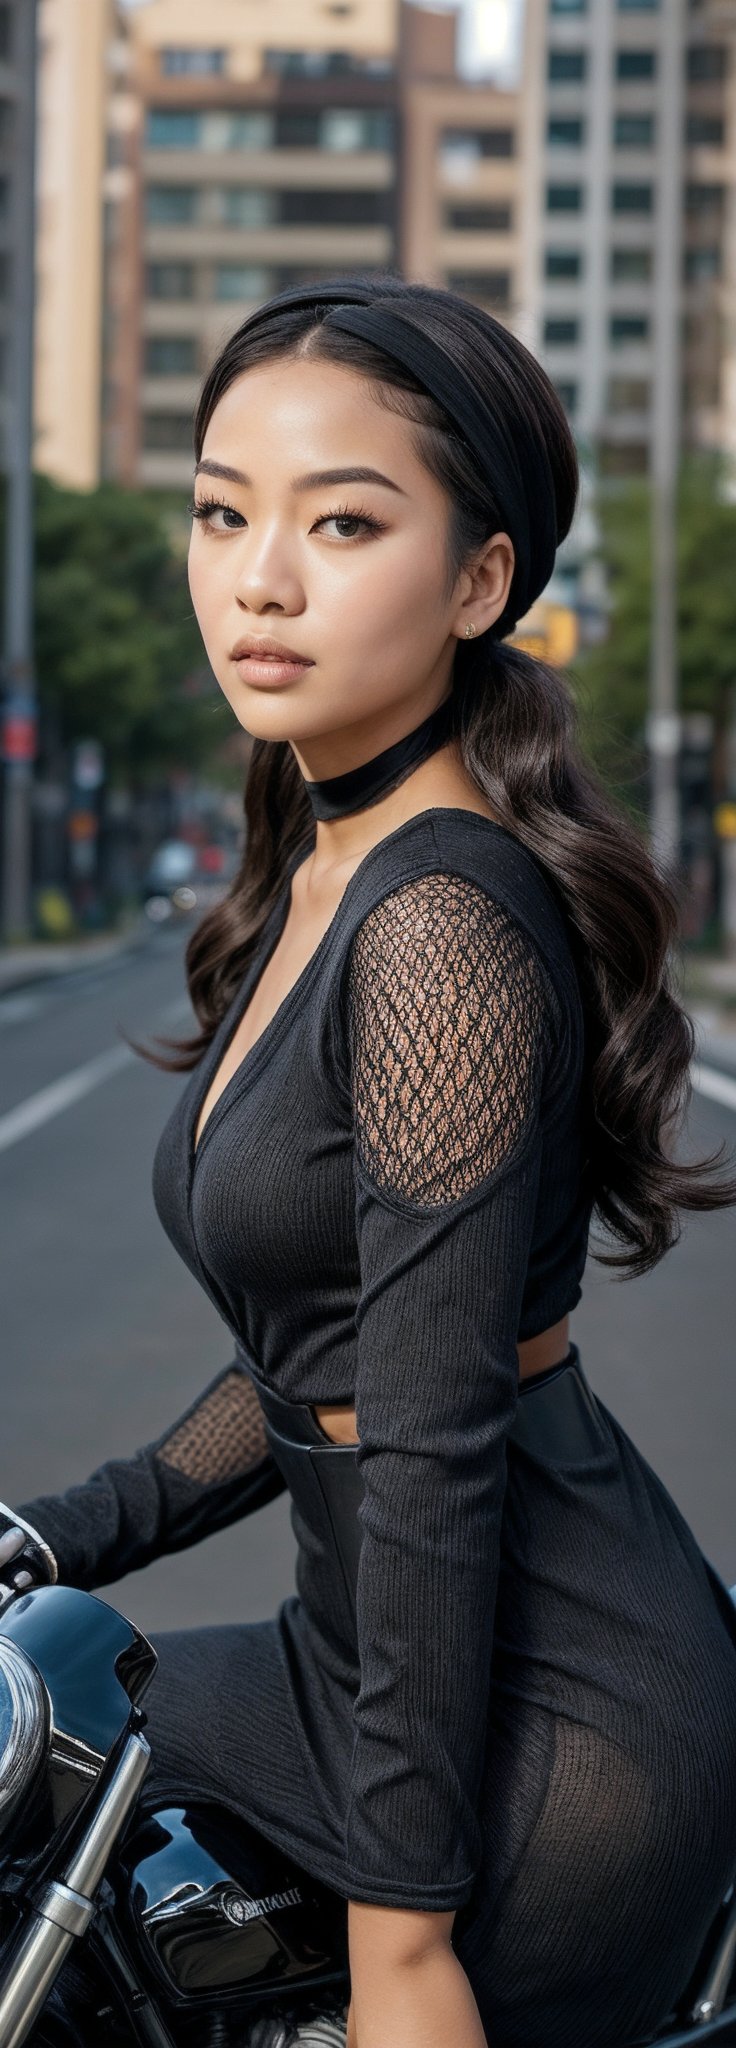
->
xmin=341 ymin=868 xmax=560 ymax=1909
xmin=14 ymin=1357 xmax=287 ymax=1592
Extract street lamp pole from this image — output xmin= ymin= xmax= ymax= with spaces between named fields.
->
xmin=647 ymin=0 xmax=686 ymax=882
xmin=1 ymin=0 xmax=39 ymax=944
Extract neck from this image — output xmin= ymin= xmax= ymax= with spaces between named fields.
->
xmin=295 ymin=689 xmax=457 ymax=841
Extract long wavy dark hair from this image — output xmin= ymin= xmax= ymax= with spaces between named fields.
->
xmin=131 ymin=271 xmax=736 ymax=1278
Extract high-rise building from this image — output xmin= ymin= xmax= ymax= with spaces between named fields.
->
xmin=399 ymin=3 xmax=530 ymax=344
xmin=524 ymin=0 xmax=736 ymax=482
xmin=116 ymin=0 xmax=398 ymax=490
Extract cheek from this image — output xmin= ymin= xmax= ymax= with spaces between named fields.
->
xmin=323 ymin=532 xmax=447 ymax=642
xmin=187 ymin=542 xmax=236 ymax=656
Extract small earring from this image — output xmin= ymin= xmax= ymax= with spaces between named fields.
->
xmin=465 ymin=622 xmax=477 ymax=639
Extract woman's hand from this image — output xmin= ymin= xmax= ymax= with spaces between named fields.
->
xmin=0 ymin=1510 xmax=57 ymax=1610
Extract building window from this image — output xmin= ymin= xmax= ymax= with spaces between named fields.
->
xmin=684 ymin=245 xmax=721 ymax=280
xmin=609 ymin=313 xmax=650 ymax=343
xmin=445 ymin=271 xmax=511 ymax=307
xmin=612 ymin=181 xmax=653 ymax=213
xmin=201 ymin=111 xmax=274 ymax=151
xmin=607 ymin=375 xmax=651 ymax=410
xmin=144 ymin=337 xmax=198 ymax=375
xmin=686 ymin=114 xmax=725 ymax=147
xmin=145 ymin=261 xmax=195 ymax=299
xmin=0 ymin=4 xmax=12 ymax=60
xmin=617 ymin=0 xmax=659 ymax=10
xmin=440 ymin=127 xmax=515 ymax=165
xmin=550 ymin=0 xmax=586 ymax=12
xmin=614 ymin=113 xmax=655 ymax=146
xmin=160 ymin=48 xmax=225 ymax=75
xmin=599 ymin=441 xmax=649 ymax=477
xmin=554 ymin=381 xmax=579 ymax=412
xmin=443 ymin=202 xmax=512 ymax=231
xmin=282 ymin=188 xmax=391 ymax=225
xmin=145 ymin=109 xmax=200 ymax=150
xmin=142 ymin=413 xmax=194 ymax=452
xmin=615 ymin=48 xmax=656 ymax=78
xmin=548 ymin=49 xmax=587 ymax=82
xmin=145 ymin=185 xmax=199 ymax=224
xmin=545 ymin=248 xmax=582 ymax=278
xmin=215 ymin=265 xmax=271 ymax=300
xmin=548 ymin=117 xmax=585 ymax=146
xmin=263 ymin=48 xmax=391 ymax=77
xmin=0 ymin=175 xmax=9 ymax=223
xmin=686 ymin=44 xmax=727 ymax=82
xmin=275 ymin=263 xmax=383 ymax=289
xmin=547 ymin=183 xmax=584 ymax=212
xmin=685 ymin=182 xmax=725 ymax=213
xmin=611 ymin=246 xmax=653 ymax=279
xmin=274 ymin=110 xmax=321 ymax=149
xmin=544 ymin=317 xmax=580 ymax=344
xmin=320 ymin=108 xmax=393 ymax=152
xmin=220 ymin=187 xmax=276 ymax=227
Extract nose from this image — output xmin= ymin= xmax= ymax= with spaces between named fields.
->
xmin=232 ymin=519 xmax=304 ymax=617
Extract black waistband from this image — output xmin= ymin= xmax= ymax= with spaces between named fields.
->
xmin=241 ymin=1340 xmax=608 ymax=1465
xmin=239 ymin=1342 xmax=609 ymax=1620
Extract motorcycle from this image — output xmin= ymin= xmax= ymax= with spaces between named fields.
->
xmin=0 ymin=1512 xmax=734 ymax=2048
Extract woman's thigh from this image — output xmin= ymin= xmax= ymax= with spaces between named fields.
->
xmin=140 ymin=1619 xmax=301 ymax=1811
xmin=453 ymin=1702 xmax=735 ymax=2048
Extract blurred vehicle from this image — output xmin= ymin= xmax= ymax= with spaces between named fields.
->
xmin=141 ymin=840 xmax=237 ymax=926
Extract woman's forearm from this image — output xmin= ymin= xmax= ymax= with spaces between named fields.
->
xmin=347 ymin=1942 xmax=487 ymax=2047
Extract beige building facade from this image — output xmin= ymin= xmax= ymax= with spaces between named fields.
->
xmin=117 ymin=0 xmax=398 ymax=490
xmin=33 ymin=0 xmax=113 ymax=490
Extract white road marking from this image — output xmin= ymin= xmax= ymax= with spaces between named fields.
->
xmin=0 ymin=1024 xmax=732 ymax=1158
xmin=0 ymin=997 xmax=194 ymax=1155
xmin=0 ymin=1044 xmax=134 ymax=1152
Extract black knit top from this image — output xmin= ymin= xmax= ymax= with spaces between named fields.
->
xmin=20 ymin=807 xmax=595 ymax=1908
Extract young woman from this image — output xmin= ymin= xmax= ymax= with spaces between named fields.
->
xmin=7 ymin=274 xmax=736 ymax=2048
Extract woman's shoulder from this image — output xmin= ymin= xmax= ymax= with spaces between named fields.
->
xmin=332 ymin=804 xmax=574 ymax=975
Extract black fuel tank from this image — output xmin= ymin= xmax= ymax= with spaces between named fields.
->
xmin=117 ymin=1802 xmax=349 ymax=2008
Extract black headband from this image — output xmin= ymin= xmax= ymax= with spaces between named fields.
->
xmin=234 ymin=281 xmax=560 ymax=636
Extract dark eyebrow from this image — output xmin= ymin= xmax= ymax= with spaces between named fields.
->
xmin=194 ymin=459 xmax=407 ymax=496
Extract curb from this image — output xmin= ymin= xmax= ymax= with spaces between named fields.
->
xmin=0 ymin=922 xmax=151 ymax=996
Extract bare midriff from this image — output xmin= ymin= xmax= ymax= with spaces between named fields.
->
xmin=311 ymin=1314 xmax=571 ymax=1444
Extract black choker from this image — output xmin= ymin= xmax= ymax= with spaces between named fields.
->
xmin=302 ymin=692 xmax=456 ymax=821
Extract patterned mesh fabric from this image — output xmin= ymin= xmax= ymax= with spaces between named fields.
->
xmin=156 ymin=1367 xmax=271 ymax=1484
xmin=14 ymin=1361 xmax=286 ymax=1590
xmin=346 ymin=872 xmax=559 ymax=1205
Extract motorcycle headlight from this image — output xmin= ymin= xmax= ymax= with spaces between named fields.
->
xmin=0 ymin=1639 xmax=48 ymax=1836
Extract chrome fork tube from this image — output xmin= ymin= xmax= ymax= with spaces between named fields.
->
xmin=0 ymin=1731 xmax=151 ymax=2048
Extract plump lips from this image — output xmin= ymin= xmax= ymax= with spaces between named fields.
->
xmin=230 ymin=636 xmax=313 ymax=664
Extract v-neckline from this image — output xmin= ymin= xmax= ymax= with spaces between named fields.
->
xmin=188 ymin=804 xmax=517 ymax=1175
xmin=190 ymin=847 xmax=311 ymax=1170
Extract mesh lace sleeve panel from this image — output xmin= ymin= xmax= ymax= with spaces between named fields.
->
xmin=15 ymin=1360 xmax=287 ymax=1592
xmin=342 ymin=871 xmax=559 ymax=1910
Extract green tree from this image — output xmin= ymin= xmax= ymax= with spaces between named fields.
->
xmin=17 ymin=473 xmax=234 ymax=784
xmin=574 ymin=451 xmax=736 ymax=821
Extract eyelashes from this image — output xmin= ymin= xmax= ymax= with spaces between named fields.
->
xmin=186 ymin=494 xmax=388 ymax=542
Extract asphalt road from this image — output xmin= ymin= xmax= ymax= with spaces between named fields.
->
xmin=1 ymin=925 xmax=735 ymax=1656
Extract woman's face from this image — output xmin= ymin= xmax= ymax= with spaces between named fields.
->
xmin=188 ymin=354 xmax=514 ymax=778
